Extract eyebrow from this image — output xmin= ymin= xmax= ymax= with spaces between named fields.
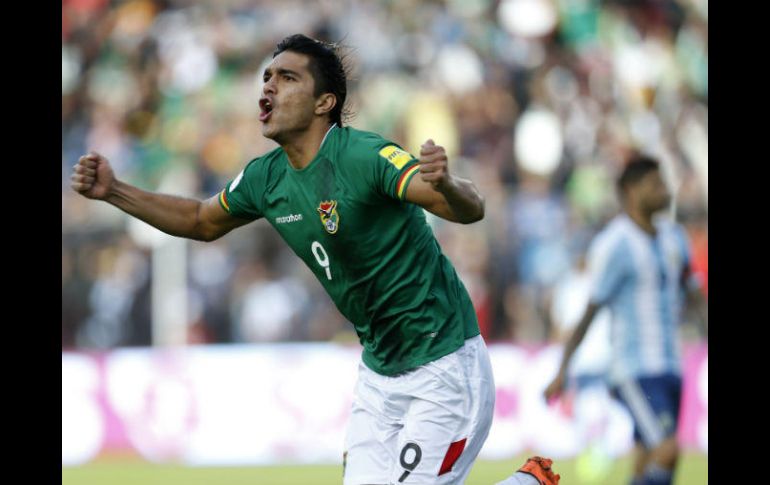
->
xmin=264 ymin=67 xmax=302 ymax=78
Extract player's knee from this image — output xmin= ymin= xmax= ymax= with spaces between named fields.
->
xmin=652 ymin=437 xmax=679 ymax=468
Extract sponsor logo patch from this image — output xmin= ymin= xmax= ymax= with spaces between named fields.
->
xmin=275 ymin=213 xmax=303 ymax=224
xmin=379 ymin=145 xmax=413 ymax=170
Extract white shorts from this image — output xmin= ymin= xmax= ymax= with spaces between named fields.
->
xmin=343 ymin=335 xmax=496 ymax=485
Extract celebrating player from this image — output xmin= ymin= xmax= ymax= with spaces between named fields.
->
xmin=71 ymin=33 xmax=560 ymax=484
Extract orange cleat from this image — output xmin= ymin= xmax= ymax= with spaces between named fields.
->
xmin=517 ymin=456 xmax=561 ymax=485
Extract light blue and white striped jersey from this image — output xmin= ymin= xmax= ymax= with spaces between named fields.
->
xmin=587 ymin=214 xmax=691 ymax=383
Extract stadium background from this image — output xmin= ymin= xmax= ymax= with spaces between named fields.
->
xmin=61 ymin=0 xmax=707 ymax=483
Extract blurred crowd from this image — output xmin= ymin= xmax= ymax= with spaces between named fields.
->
xmin=62 ymin=0 xmax=708 ymax=349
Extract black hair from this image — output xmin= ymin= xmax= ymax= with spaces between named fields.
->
xmin=617 ymin=153 xmax=660 ymax=196
xmin=273 ymin=34 xmax=348 ymax=127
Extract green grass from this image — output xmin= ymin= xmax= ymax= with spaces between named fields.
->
xmin=62 ymin=453 xmax=707 ymax=484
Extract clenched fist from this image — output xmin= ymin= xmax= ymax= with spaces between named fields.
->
xmin=71 ymin=151 xmax=115 ymax=200
xmin=418 ymin=139 xmax=451 ymax=191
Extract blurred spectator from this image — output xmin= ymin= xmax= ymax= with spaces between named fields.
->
xmin=62 ymin=0 xmax=707 ymax=349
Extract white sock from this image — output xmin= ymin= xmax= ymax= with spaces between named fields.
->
xmin=494 ymin=471 xmax=542 ymax=485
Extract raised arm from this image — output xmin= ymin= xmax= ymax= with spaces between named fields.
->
xmin=70 ymin=151 xmax=251 ymax=241
xmin=403 ymin=140 xmax=484 ymax=224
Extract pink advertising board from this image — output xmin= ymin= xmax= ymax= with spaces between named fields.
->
xmin=62 ymin=343 xmax=707 ymax=465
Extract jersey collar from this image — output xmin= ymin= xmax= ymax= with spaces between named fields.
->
xmin=320 ymin=123 xmax=337 ymax=148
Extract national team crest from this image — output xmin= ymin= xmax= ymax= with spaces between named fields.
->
xmin=317 ymin=200 xmax=340 ymax=234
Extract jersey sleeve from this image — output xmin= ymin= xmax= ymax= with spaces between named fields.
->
xmin=354 ymin=137 xmax=421 ymax=201
xmin=375 ymin=144 xmax=421 ymax=200
xmin=217 ymin=158 xmax=264 ymax=220
xmin=587 ymin=235 xmax=627 ymax=306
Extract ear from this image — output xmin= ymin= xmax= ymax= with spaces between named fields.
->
xmin=314 ymin=93 xmax=337 ymax=117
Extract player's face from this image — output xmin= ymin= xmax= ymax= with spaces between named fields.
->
xmin=638 ymin=169 xmax=671 ymax=213
xmin=259 ymin=52 xmax=319 ymax=143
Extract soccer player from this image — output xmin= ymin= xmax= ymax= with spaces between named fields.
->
xmin=544 ymin=155 xmax=706 ymax=485
xmin=71 ymin=33 xmax=556 ymax=484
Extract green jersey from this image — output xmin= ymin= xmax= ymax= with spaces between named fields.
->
xmin=218 ymin=125 xmax=479 ymax=375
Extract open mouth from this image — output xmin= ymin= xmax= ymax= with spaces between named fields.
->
xmin=259 ymin=98 xmax=273 ymax=122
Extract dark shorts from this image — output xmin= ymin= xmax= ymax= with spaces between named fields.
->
xmin=610 ymin=373 xmax=682 ymax=449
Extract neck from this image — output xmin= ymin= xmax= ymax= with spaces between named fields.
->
xmin=625 ymin=205 xmax=656 ymax=235
xmin=280 ymin=121 xmax=335 ymax=170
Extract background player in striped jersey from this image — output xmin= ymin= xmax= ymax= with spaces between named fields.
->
xmin=71 ymin=34 xmax=559 ymax=485
xmin=544 ymin=155 xmax=707 ymax=485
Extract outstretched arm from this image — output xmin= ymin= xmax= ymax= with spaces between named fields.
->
xmin=403 ymin=140 xmax=484 ymax=224
xmin=70 ymin=151 xmax=251 ymax=241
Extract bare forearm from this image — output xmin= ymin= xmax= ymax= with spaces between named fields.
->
xmin=557 ymin=304 xmax=599 ymax=374
xmin=106 ymin=180 xmax=209 ymax=240
xmin=558 ymin=326 xmax=586 ymax=374
xmin=437 ymin=176 xmax=485 ymax=223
